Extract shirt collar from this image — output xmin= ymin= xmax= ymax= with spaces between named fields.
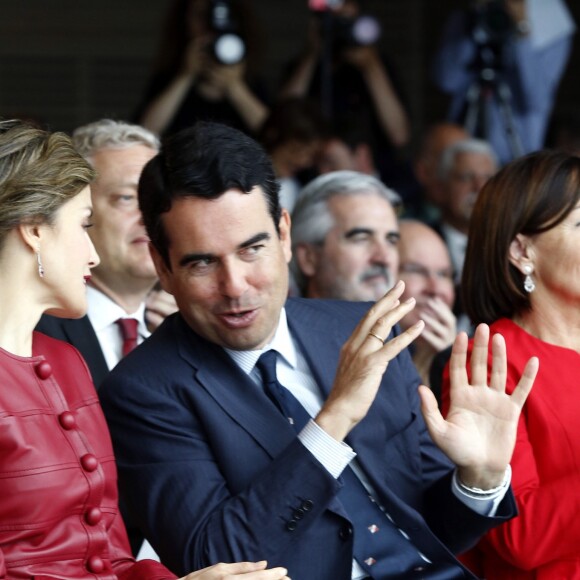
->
xmin=225 ymin=308 xmax=297 ymax=374
xmin=86 ymin=285 xmax=149 ymax=337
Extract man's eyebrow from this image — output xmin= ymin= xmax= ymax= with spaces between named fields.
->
xmin=239 ymin=232 xmax=271 ymax=249
xmin=178 ymin=232 xmax=271 ymax=268
xmin=344 ymin=227 xmax=374 ymax=238
xmin=344 ymin=228 xmax=400 ymax=240
xmin=179 ymin=252 xmax=213 ymax=268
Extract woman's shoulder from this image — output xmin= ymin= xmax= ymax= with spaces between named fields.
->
xmin=32 ymin=331 xmax=97 ymax=397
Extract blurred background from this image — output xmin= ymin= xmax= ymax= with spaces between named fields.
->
xmin=0 ymin=0 xmax=577 ymax=153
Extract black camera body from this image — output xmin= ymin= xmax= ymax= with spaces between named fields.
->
xmin=470 ymin=0 xmax=516 ymax=48
xmin=209 ymin=0 xmax=246 ymax=65
xmin=330 ymin=13 xmax=381 ymax=49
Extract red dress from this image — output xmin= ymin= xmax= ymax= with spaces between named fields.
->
xmin=443 ymin=318 xmax=580 ymax=579
xmin=0 ymin=332 xmax=176 ymax=579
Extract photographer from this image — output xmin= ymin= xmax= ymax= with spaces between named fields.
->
xmin=136 ymin=0 xmax=269 ymax=137
xmin=280 ymin=0 xmax=411 ymax=188
xmin=432 ymin=0 xmax=575 ymax=165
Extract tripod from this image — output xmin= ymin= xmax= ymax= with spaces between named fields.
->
xmin=462 ymin=42 xmax=524 ymax=161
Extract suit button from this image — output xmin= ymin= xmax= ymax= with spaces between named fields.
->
xmin=87 ymin=555 xmax=105 ymax=573
xmin=286 ymin=519 xmax=298 ymax=531
xmin=35 ymin=361 xmax=52 ymax=379
xmin=85 ymin=507 xmax=103 ymax=526
xmin=301 ymin=499 xmax=314 ymax=511
xmin=59 ymin=411 xmax=76 ymax=430
xmin=293 ymin=507 xmax=305 ymax=520
xmin=81 ymin=453 xmax=98 ymax=472
xmin=339 ymin=525 xmax=353 ymax=540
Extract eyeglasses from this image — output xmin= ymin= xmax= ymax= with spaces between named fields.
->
xmin=399 ymin=262 xmax=454 ymax=282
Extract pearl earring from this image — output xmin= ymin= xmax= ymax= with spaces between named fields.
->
xmin=523 ymin=264 xmax=534 ymax=293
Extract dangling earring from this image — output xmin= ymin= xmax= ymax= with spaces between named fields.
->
xmin=523 ymin=264 xmax=534 ymax=293
xmin=36 ymin=249 xmax=44 ymax=278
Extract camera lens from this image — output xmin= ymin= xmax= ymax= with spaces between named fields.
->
xmin=214 ymin=33 xmax=246 ymax=65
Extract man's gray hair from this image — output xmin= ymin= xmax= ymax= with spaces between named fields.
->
xmin=290 ymin=170 xmax=401 ymax=291
xmin=72 ymin=119 xmax=160 ymax=161
xmin=438 ymin=138 xmax=498 ymax=180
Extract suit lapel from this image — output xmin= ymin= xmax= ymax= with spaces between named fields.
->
xmin=173 ymin=316 xmax=297 ymax=459
xmin=61 ymin=317 xmax=110 ymax=388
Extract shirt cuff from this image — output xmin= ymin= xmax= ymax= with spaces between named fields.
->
xmin=451 ymin=465 xmax=512 ymax=517
xmin=298 ymin=419 xmax=356 ymax=478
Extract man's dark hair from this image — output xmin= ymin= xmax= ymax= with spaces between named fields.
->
xmin=139 ymin=121 xmax=281 ymax=267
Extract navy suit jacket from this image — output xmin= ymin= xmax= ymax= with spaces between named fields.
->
xmin=36 ymin=314 xmax=110 ymax=389
xmin=99 ymin=298 xmax=516 ymax=579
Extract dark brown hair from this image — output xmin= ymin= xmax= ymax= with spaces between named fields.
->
xmin=462 ymin=150 xmax=580 ymax=324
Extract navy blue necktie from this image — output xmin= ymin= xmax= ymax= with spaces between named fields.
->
xmin=255 ymin=349 xmax=428 ymax=578
xmin=256 ymin=349 xmax=311 ymax=430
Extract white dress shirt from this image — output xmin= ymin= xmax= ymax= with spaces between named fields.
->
xmin=86 ymin=285 xmax=149 ymax=370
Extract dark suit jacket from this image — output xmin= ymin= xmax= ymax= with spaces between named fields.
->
xmin=99 ymin=298 xmax=516 ymax=579
xmin=36 ymin=314 xmax=110 ymax=389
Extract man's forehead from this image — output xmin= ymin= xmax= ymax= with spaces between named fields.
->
xmin=403 ymin=231 xmax=450 ymax=264
xmin=454 ymin=151 xmax=495 ymax=168
xmin=162 ymin=188 xmax=275 ymax=241
xmin=327 ymin=192 xmax=396 ymax=222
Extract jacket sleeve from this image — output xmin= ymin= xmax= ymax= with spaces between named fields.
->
xmin=100 ymin=372 xmax=342 ymax=577
xmin=108 ymin=507 xmax=177 ymax=580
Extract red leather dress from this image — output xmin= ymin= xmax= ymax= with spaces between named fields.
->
xmin=0 ymin=331 xmax=176 ymax=579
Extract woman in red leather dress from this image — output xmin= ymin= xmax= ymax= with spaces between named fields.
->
xmin=442 ymin=150 xmax=580 ymax=578
xmin=0 ymin=119 xmax=288 ymax=580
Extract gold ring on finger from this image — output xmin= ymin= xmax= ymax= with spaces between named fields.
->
xmin=368 ymin=332 xmax=384 ymax=343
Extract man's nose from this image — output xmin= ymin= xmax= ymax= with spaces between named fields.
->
xmin=371 ymin=240 xmax=396 ymax=266
xmin=219 ymin=260 xmax=249 ymax=299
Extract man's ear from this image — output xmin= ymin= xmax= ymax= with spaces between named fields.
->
xmin=508 ymin=233 xmax=534 ymax=274
xmin=149 ymin=243 xmax=173 ymax=295
xmin=278 ymin=208 xmax=293 ymax=264
xmin=294 ymin=242 xmax=320 ymax=278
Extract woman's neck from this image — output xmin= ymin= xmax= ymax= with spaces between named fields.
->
xmin=514 ymin=294 xmax=580 ymax=352
xmin=0 ymin=281 xmax=43 ymax=357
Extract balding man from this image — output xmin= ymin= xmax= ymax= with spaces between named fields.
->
xmin=398 ymin=220 xmax=457 ymax=399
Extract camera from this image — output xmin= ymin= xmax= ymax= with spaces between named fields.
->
xmin=469 ymin=0 xmax=516 ymax=49
xmin=209 ymin=0 xmax=246 ymax=65
xmin=331 ymin=13 xmax=381 ymax=49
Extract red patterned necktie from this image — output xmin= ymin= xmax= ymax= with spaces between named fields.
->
xmin=116 ymin=318 xmax=139 ymax=357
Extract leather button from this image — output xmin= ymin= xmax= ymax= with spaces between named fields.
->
xmin=293 ymin=507 xmax=305 ymax=520
xmin=87 ymin=555 xmax=105 ymax=573
xmin=285 ymin=519 xmax=298 ymax=531
xmin=301 ymin=499 xmax=314 ymax=511
xmin=59 ymin=411 xmax=76 ymax=430
xmin=85 ymin=507 xmax=103 ymax=526
xmin=80 ymin=453 xmax=98 ymax=472
xmin=339 ymin=525 xmax=353 ymax=540
xmin=35 ymin=361 xmax=52 ymax=379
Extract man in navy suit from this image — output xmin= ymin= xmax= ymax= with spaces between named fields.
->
xmin=99 ymin=122 xmax=538 ymax=579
